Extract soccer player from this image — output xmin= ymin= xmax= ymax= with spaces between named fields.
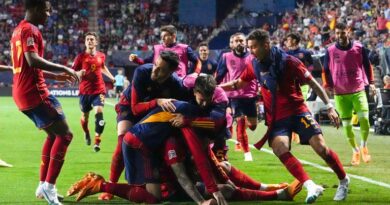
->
xmin=286 ymin=33 xmax=314 ymax=100
xmin=285 ymin=33 xmax=314 ymax=143
xmin=198 ymin=42 xmax=217 ymax=75
xmin=220 ymin=29 xmax=349 ymax=203
xmin=113 ymin=68 xmax=125 ymax=101
xmin=129 ymin=25 xmax=201 ymax=78
xmin=69 ymin=75 xmax=230 ymax=205
xmin=323 ymin=23 xmax=375 ymax=166
xmin=98 ymin=51 xmax=185 ymax=200
xmin=161 ymin=135 xmax=302 ymax=203
xmin=216 ymin=32 xmax=258 ymax=161
xmin=10 ymin=1 xmax=82 ymax=204
xmin=72 ymin=32 xmax=115 ymax=152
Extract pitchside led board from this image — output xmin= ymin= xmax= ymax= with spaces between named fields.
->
xmin=49 ymin=88 xmax=79 ymax=97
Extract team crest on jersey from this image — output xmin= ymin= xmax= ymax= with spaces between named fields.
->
xmin=147 ymin=86 xmax=152 ymax=92
xmin=97 ymin=57 xmax=102 ymax=64
xmin=27 ymin=37 xmax=34 ymax=46
xmin=168 ymin=150 xmax=177 ymax=160
xmin=298 ymin=53 xmax=304 ymax=59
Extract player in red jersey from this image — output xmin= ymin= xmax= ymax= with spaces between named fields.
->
xmin=72 ymin=32 xmax=115 ymax=152
xmin=220 ymin=29 xmax=349 ymax=203
xmin=10 ymin=1 xmax=82 ymax=204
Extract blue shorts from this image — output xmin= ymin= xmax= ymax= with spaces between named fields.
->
xmin=122 ymin=137 xmax=160 ymax=184
xmin=22 ymin=95 xmax=66 ymax=129
xmin=79 ymin=94 xmax=105 ymax=113
xmin=269 ymin=112 xmax=322 ymax=145
xmin=115 ymin=104 xmax=140 ymax=124
xmin=230 ymin=97 xmax=257 ymax=118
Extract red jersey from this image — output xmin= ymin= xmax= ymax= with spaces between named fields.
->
xmin=241 ymin=56 xmax=312 ymax=122
xmin=11 ymin=20 xmax=49 ymax=110
xmin=72 ymin=51 xmax=106 ymax=95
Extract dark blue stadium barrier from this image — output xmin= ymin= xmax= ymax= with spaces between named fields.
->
xmin=179 ymin=0 xmax=216 ymax=26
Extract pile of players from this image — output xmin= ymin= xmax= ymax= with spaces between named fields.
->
xmin=9 ymin=0 xmax=379 ymax=204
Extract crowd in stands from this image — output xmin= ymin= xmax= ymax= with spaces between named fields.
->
xmin=0 ymin=0 xmax=213 ymax=68
xmin=2 ymin=0 xmax=390 ymax=85
xmin=0 ymin=0 xmax=89 ymax=67
xmin=271 ymin=0 xmax=390 ymax=58
xmin=97 ymin=0 xmax=213 ymax=55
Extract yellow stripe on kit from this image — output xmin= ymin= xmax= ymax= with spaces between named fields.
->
xmin=141 ymin=112 xmax=175 ymax=123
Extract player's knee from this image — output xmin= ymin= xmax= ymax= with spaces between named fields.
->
xmin=64 ymin=132 xmax=73 ymax=145
xmin=95 ymin=112 xmax=105 ymax=134
xmin=272 ymin=144 xmax=289 ymax=157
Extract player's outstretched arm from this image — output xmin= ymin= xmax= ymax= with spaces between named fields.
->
xmin=170 ymin=162 xmax=207 ymax=205
xmin=0 ymin=65 xmax=12 ymax=71
xmin=24 ymin=51 xmax=82 ymax=83
xmin=307 ymin=78 xmax=340 ymax=128
xmin=102 ymin=65 xmax=115 ymax=83
xmin=219 ymin=79 xmax=248 ymax=91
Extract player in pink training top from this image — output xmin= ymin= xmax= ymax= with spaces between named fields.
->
xmin=72 ymin=32 xmax=115 ymax=152
xmin=216 ymin=33 xmax=258 ymax=161
xmin=129 ymin=25 xmax=201 ymax=78
xmin=10 ymin=1 xmax=82 ymax=204
xmin=220 ymin=29 xmax=349 ymax=203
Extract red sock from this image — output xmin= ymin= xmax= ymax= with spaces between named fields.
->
xmin=325 ymin=149 xmax=346 ymax=180
xmin=229 ymin=166 xmax=261 ymax=189
xmin=80 ymin=118 xmax=89 ymax=134
xmin=231 ymin=188 xmax=277 ymax=201
xmin=45 ymin=134 xmax=73 ymax=184
xmin=40 ymin=136 xmax=55 ymax=182
xmin=109 ymin=134 xmax=125 ymax=182
xmin=95 ymin=136 xmax=101 ymax=145
xmin=236 ymin=118 xmax=244 ymax=145
xmin=242 ymin=131 xmax=250 ymax=153
xmin=237 ymin=118 xmax=249 ymax=152
xmin=279 ymin=152 xmax=310 ymax=183
xmin=101 ymin=183 xmax=159 ymax=203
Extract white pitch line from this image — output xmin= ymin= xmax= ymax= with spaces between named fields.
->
xmin=104 ymin=101 xmax=390 ymax=189
xmin=229 ymin=139 xmax=390 ymax=189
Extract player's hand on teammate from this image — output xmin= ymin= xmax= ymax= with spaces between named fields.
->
xmin=157 ymin=98 xmax=176 ymax=112
xmin=129 ymin=54 xmax=138 ymax=62
xmin=212 ymin=191 xmax=228 ymax=205
xmin=327 ymin=107 xmax=340 ymax=129
xmin=169 ymin=114 xmax=186 ymax=127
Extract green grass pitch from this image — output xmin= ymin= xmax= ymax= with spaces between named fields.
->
xmin=1 ymin=97 xmax=390 ymax=204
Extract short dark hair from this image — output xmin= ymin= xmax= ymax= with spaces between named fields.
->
xmin=194 ymin=74 xmax=216 ymax=99
xmin=287 ymin=33 xmax=301 ymax=43
xmin=85 ymin=32 xmax=98 ymax=39
xmin=247 ymin=29 xmax=270 ymax=43
xmin=335 ymin=22 xmax=347 ymax=30
xmin=198 ymin=41 xmax=209 ymax=48
xmin=24 ymin=0 xmax=47 ymax=10
xmin=160 ymin=25 xmax=177 ymax=35
xmin=160 ymin=51 xmax=179 ymax=71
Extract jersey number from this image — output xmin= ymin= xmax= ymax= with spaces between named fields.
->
xmin=300 ymin=115 xmax=315 ymax=128
xmin=11 ymin=40 xmax=22 ymax=74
